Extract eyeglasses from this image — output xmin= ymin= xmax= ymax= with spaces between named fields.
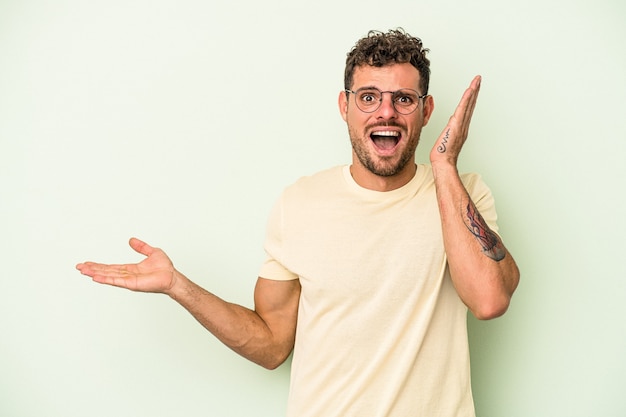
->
xmin=345 ymin=87 xmax=427 ymax=115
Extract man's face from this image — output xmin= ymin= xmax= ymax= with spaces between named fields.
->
xmin=339 ymin=63 xmax=434 ymax=181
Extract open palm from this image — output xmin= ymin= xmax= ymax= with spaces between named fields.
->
xmin=430 ymin=75 xmax=481 ymax=166
xmin=76 ymin=238 xmax=176 ymax=294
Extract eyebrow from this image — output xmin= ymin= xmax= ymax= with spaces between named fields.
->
xmin=352 ymin=85 xmax=379 ymax=91
xmin=353 ymin=86 xmax=420 ymax=92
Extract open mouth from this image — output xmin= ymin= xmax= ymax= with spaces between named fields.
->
xmin=371 ymin=130 xmax=401 ymax=151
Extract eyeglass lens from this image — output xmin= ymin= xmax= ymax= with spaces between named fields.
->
xmin=352 ymin=88 xmax=421 ymax=114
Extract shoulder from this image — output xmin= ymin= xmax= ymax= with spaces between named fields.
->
xmin=459 ymin=172 xmax=498 ymax=220
xmin=460 ymin=172 xmax=492 ymax=198
xmin=283 ymin=165 xmax=346 ymax=197
xmin=267 ymin=166 xmax=347 ymax=229
xmin=419 ymin=165 xmax=490 ymax=197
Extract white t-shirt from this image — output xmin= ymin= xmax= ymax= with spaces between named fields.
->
xmin=260 ymin=164 xmax=498 ymax=417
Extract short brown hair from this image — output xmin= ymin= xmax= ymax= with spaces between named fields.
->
xmin=344 ymin=29 xmax=430 ymax=94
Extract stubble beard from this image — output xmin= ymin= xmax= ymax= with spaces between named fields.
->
xmin=349 ymin=124 xmax=421 ymax=177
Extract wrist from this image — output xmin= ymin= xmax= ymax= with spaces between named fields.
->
xmin=166 ymin=269 xmax=189 ymax=301
xmin=430 ymin=160 xmax=459 ymax=179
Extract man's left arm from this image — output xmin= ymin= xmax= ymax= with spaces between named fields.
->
xmin=430 ymin=76 xmax=520 ymax=320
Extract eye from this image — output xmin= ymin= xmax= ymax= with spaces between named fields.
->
xmin=358 ymin=90 xmax=380 ymax=105
xmin=395 ymin=93 xmax=416 ymax=106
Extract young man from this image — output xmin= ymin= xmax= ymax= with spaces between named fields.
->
xmin=77 ymin=29 xmax=519 ymax=417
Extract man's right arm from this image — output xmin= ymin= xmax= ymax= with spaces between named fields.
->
xmin=169 ymin=274 xmax=300 ymax=369
xmin=76 ymin=237 xmax=300 ymax=370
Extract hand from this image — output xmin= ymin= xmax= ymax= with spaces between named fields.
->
xmin=430 ymin=75 xmax=481 ymax=167
xmin=76 ymin=238 xmax=177 ymax=294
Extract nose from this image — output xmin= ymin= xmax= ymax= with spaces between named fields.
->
xmin=376 ymin=92 xmax=398 ymax=119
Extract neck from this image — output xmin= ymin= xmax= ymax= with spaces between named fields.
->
xmin=349 ymin=162 xmax=417 ymax=192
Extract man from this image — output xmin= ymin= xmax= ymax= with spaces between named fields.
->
xmin=77 ymin=29 xmax=520 ymax=417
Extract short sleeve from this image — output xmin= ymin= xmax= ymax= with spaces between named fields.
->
xmin=462 ymin=173 xmax=499 ymax=234
xmin=258 ymin=193 xmax=299 ymax=281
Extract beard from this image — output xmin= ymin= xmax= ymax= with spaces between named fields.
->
xmin=348 ymin=123 xmax=420 ymax=177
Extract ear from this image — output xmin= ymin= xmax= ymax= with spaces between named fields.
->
xmin=338 ymin=90 xmax=349 ymax=122
xmin=421 ymin=95 xmax=435 ymax=127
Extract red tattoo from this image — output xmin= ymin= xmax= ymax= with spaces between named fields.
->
xmin=465 ymin=202 xmax=505 ymax=261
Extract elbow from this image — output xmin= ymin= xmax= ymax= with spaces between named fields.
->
xmin=261 ymin=361 xmax=284 ymax=371
xmin=231 ymin=334 xmax=294 ymax=370
xmin=469 ymin=286 xmax=514 ymax=320
xmin=256 ymin=350 xmax=292 ymax=370
xmin=471 ymin=266 xmax=520 ymax=320
xmin=471 ymin=297 xmax=510 ymax=320
xmin=245 ymin=342 xmax=293 ymax=370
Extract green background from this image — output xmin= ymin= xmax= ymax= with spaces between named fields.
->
xmin=1 ymin=0 xmax=624 ymax=416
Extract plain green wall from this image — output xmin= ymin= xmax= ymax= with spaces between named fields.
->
xmin=1 ymin=0 xmax=625 ymax=416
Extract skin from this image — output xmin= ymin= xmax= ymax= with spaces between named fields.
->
xmin=338 ymin=63 xmax=434 ymax=191
xmin=428 ymin=75 xmax=519 ymax=318
xmin=338 ymin=64 xmax=518 ymax=318
xmin=76 ymin=64 xmax=519 ymax=370
xmin=77 ymin=238 xmax=301 ymax=369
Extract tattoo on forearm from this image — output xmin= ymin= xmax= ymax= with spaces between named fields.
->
xmin=464 ymin=202 xmax=506 ymax=261
xmin=437 ymin=129 xmax=450 ymax=153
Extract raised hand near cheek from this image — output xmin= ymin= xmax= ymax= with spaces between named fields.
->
xmin=76 ymin=237 xmax=177 ymax=294
xmin=430 ymin=75 xmax=482 ymax=167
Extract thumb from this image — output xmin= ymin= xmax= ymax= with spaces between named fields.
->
xmin=128 ymin=237 xmax=156 ymax=257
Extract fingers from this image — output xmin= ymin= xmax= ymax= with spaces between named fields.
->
xmin=76 ymin=261 xmax=100 ymax=276
xmin=76 ymin=237 xmax=165 ymax=292
xmin=75 ymin=236 xmax=151 ymax=280
xmin=76 ymin=261 xmax=129 ymax=278
xmin=431 ymin=76 xmax=482 ymax=165
xmin=129 ymin=237 xmax=155 ymax=257
xmin=76 ymin=261 xmax=137 ymax=289
xmin=449 ymin=75 xmax=481 ymax=138
xmin=76 ymin=237 xmax=151 ymax=275
xmin=464 ymin=75 xmax=481 ymax=125
xmin=457 ymin=76 xmax=480 ymax=121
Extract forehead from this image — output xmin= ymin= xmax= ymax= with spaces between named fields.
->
xmin=352 ymin=63 xmax=421 ymax=90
